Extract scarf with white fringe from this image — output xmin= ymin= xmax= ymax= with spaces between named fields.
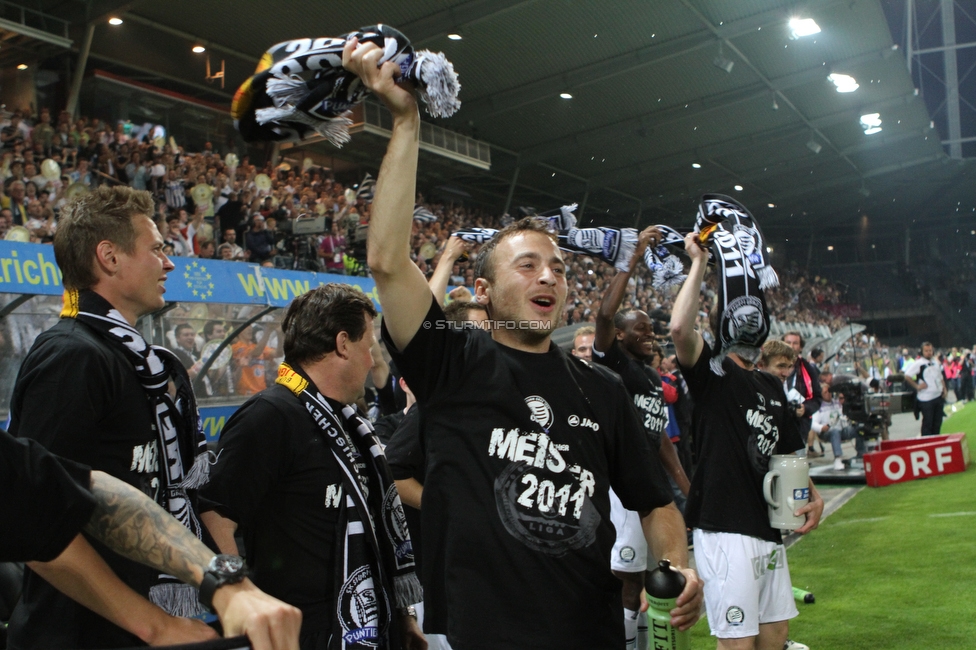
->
xmin=232 ymin=25 xmax=460 ymax=147
xmin=694 ymin=194 xmax=778 ymax=375
xmin=61 ymin=289 xmax=210 ymax=616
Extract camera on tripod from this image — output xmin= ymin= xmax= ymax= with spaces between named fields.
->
xmin=829 ymin=374 xmax=913 ymax=440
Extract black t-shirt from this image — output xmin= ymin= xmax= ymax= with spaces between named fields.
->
xmin=679 ymin=345 xmax=804 ymax=544
xmin=0 ymin=428 xmax=95 ymax=563
xmin=202 ymin=384 xmax=346 ymax=636
xmin=372 ymin=409 xmax=406 ymax=446
xmin=8 ymin=318 xmax=163 ymax=650
xmin=383 ymin=297 xmax=672 ymax=649
xmin=592 ymin=340 xmax=668 ymax=448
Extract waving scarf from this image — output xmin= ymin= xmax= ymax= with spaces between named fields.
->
xmin=276 ymin=364 xmax=422 ymax=649
xmin=694 ymin=194 xmax=777 ymax=375
xmin=453 ymin=205 xmax=687 ymax=287
xmin=61 ymin=289 xmax=210 ymax=616
xmin=233 ymin=25 xmax=460 ymax=147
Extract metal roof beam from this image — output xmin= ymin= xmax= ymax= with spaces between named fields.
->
xmin=587 ymin=92 xmax=919 ymax=189
xmin=677 ymin=0 xmax=863 ymax=178
xmin=459 ymin=0 xmax=851 ymax=122
xmin=518 ymin=46 xmax=898 ymax=166
xmin=122 ymin=12 xmax=259 ymax=63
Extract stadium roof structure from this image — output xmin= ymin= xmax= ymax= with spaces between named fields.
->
xmin=29 ymin=0 xmax=976 ymax=233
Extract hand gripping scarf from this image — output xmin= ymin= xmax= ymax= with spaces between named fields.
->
xmin=275 ymin=363 xmax=422 ymax=649
xmin=693 ymin=194 xmax=778 ymax=375
xmin=232 ymin=25 xmax=460 ymax=147
xmin=60 ymin=289 xmax=210 ymax=616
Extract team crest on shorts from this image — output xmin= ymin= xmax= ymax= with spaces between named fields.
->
xmin=726 ymin=605 xmax=745 ymax=626
xmin=619 ymin=546 xmax=636 ymax=563
xmin=337 ymin=566 xmax=382 ymax=647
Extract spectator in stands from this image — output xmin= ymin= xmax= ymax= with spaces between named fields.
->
xmin=246 ymin=215 xmax=275 ymax=264
xmin=164 ymin=215 xmax=192 ymax=257
xmin=904 ymin=342 xmax=946 ymax=437
xmin=198 ymin=239 xmax=216 ymax=260
xmin=172 ymin=323 xmax=201 ymax=377
xmin=318 ymin=222 xmax=346 ymax=274
xmin=221 ymin=227 xmax=245 ymax=260
xmin=232 ymin=323 xmax=275 ymax=396
xmin=3 ymin=179 xmax=28 ymax=225
xmin=811 ymin=383 xmax=865 ymax=470
xmin=571 ymin=325 xmax=595 ymax=361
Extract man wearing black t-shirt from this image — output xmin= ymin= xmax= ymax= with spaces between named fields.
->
xmin=8 ymin=186 xmax=216 ymax=649
xmin=670 ymin=232 xmax=823 ymax=650
xmin=1 ymin=428 xmax=301 ymax=650
xmin=346 ymin=39 xmax=701 ymax=650
xmin=201 ymin=285 xmax=424 ymax=650
xmin=592 ymin=226 xmax=691 ymax=650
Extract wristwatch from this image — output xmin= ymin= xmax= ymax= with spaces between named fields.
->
xmin=398 ymin=605 xmax=418 ymax=619
xmin=198 ymin=554 xmax=248 ymax=613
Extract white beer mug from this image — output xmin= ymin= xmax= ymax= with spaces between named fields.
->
xmin=762 ymin=455 xmax=810 ymax=531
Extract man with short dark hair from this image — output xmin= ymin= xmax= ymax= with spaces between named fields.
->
xmin=8 ymin=185 xmax=217 ymax=648
xmin=592 ymin=227 xmax=690 ymax=650
xmin=246 ymin=214 xmax=275 ymax=263
xmin=350 ymin=39 xmax=700 ymax=649
xmin=202 ymin=284 xmax=425 ymax=650
xmin=904 ymin=342 xmax=946 ymax=436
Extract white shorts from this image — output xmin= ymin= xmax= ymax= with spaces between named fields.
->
xmin=693 ymin=529 xmax=798 ymax=639
xmin=609 ymin=489 xmax=648 ymax=573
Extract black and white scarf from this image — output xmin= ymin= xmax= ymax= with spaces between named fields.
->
xmin=694 ymin=194 xmax=778 ymax=375
xmin=60 ymin=289 xmax=210 ymax=616
xmin=232 ymin=25 xmax=460 ymax=147
xmin=453 ymin=205 xmax=688 ymax=287
xmin=276 ymin=364 xmax=422 ymax=650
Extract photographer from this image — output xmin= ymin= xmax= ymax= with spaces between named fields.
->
xmin=783 ymin=331 xmax=822 ymax=457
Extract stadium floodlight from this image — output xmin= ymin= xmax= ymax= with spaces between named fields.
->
xmin=789 ymin=18 xmax=821 ymax=39
xmin=828 ymin=73 xmax=859 ymax=93
xmin=860 ymin=113 xmax=882 ymax=135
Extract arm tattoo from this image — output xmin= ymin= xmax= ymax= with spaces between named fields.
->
xmin=82 ymin=472 xmax=213 ymax=588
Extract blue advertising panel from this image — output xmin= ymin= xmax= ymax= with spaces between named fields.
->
xmin=199 ymin=404 xmax=241 ymax=443
xmin=0 ymin=241 xmax=381 ymax=310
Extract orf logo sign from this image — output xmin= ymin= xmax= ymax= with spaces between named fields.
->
xmin=865 ymin=434 xmax=970 ymax=487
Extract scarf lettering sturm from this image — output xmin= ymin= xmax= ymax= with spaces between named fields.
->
xmin=275 ymin=363 xmax=422 ymax=650
xmin=60 ymin=289 xmax=210 ymax=616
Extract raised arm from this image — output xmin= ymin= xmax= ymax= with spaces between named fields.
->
xmin=594 ymin=227 xmax=659 ymax=353
xmin=346 ymin=39 xmax=431 ymax=351
xmin=428 ymin=236 xmax=470 ymax=306
xmin=670 ymin=233 xmax=708 ymax=368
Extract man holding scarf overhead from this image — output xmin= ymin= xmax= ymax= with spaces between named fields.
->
xmin=8 ymin=186 xmax=217 ymax=648
xmin=347 ymin=37 xmax=700 ymax=650
xmin=201 ymin=285 xmax=425 ymax=650
xmin=670 ymin=196 xmax=824 ymax=650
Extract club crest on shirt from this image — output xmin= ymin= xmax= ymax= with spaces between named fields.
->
xmin=524 ymin=395 xmax=554 ymax=430
xmin=382 ymin=485 xmax=413 ymax=566
xmin=337 ymin=566 xmax=382 ymax=647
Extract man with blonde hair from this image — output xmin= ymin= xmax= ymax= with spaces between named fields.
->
xmin=9 ymin=186 xmax=217 ymax=648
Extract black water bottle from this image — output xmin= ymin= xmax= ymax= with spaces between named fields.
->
xmin=645 ymin=560 xmax=690 ymax=650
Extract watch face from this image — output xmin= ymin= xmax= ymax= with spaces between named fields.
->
xmin=210 ymin=554 xmax=245 ymax=576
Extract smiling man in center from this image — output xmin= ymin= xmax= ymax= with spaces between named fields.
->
xmin=346 ymin=36 xmax=702 ymax=650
